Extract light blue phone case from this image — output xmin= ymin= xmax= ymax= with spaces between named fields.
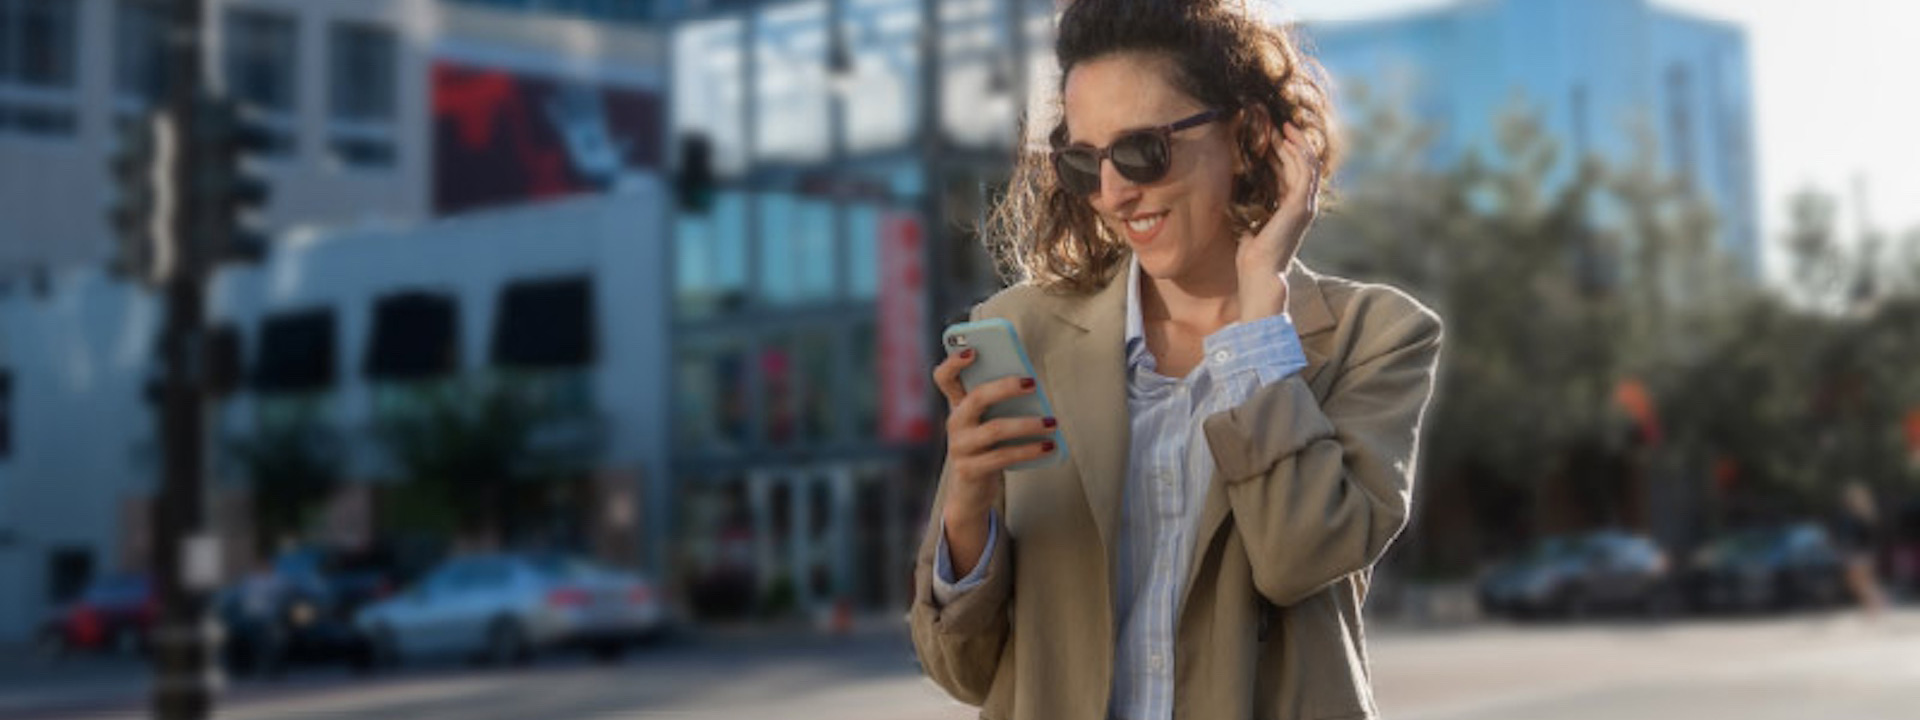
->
xmin=941 ymin=318 xmax=1068 ymax=471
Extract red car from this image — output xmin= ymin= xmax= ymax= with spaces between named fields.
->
xmin=37 ymin=573 xmax=157 ymax=656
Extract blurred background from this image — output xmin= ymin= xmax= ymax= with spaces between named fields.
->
xmin=0 ymin=0 xmax=1916 ymax=718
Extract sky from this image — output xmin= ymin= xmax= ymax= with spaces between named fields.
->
xmin=1279 ymin=0 xmax=1920 ymax=283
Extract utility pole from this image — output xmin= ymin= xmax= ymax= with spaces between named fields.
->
xmin=106 ymin=2 xmax=274 ymax=717
xmin=150 ymin=0 xmax=217 ymax=716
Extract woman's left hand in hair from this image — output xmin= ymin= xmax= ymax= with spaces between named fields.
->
xmin=1235 ymin=121 xmax=1320 ymax=321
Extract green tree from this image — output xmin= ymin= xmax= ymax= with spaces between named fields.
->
xmin=229 ymin=412 xmax=342 ymax=556
xmin=1310 ymin=95 xmax=1743 ymax=573
xmin=374 ymin=378 xmax=549 ymax=544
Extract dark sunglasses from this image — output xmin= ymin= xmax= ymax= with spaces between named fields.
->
xmin=1051 ymin=108 xmax=1227 ymax=196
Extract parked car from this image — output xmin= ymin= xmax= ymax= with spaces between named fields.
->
xmin=1684 ymin=523 xmax=1846 ymax=613
xmin=1478 ymin=531 xmax=1677 ymax=619
xmin=355 ymin=552 xmax=666 ymax=668
xmin=217 ymin=547 xmax=399 ymax=676
xmin=36 ymin=573 xmax=157 ymax=657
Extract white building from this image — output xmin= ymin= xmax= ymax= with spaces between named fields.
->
xmin=0 ymin=0 xmax=669 ymax=642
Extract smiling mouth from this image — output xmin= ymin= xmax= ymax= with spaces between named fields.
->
xmin=1122 ymin=211 xmax=1168 ymax=243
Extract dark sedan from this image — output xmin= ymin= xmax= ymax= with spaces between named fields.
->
xmin=1685 ymin=523 xmax=1847 ymax=613
xmin=1479 ymin=531 xmax=1678 ymax=620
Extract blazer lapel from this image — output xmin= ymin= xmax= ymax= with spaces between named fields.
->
xmin=1040 ymin=269 xmax=1132 ymax=562
xmin=1287 ymin=260 xmax=1337 ymax=388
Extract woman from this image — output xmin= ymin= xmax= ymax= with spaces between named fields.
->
xmin=1836 ymin=482 xmax=1886 ymax=619
xmin=909 ymin=1 xmax=1442 ymax=719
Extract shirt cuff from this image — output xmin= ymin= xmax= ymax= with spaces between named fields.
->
xmin=1203 ymin=313 xmax=1309 ymax=386
xmin=932 ymin=510 xmax=999 ymax=606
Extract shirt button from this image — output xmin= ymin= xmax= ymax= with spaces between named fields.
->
xmin=1213 ymin=350 xmax=1231 ymax=363
xmin=1150 ymin=654 xmax=1165 ymax=671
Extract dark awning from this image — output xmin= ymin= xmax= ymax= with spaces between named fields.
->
xmin=489 ymin=276 xmax=596 ymax=369
xmin=253 ymin=309 xmax=337 ymax=393
xmin=363 ymin=291 xmax=460 ymax=381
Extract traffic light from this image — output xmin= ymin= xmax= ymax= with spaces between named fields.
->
xmin=106 ymin=113 xmax=169 ymax=283
xmin=191 ymin=95 xmax=273 ymax=265
xmin=675 ymin=133 xmax=716 ymax=214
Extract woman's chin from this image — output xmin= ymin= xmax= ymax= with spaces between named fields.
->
xmin=1135 ymin=249 xmax=1181 ymax=281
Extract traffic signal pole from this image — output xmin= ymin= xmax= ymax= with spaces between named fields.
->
xmin=152 ymin=0 xmax=218 ymax=717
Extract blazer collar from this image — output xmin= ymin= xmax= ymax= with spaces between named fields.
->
xmin=1050 ymin=258 xmax=1337 ymax=339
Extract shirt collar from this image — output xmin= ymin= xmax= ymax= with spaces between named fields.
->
xmin=1123 ymin=255 xmax=1151 ymax=370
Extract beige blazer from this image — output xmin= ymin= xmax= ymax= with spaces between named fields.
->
xmin=908 ymin=261 xmax=1443 ymax=720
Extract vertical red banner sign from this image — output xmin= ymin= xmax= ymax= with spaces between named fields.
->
xmin=878 ymin=212 xmax=932 ymax=442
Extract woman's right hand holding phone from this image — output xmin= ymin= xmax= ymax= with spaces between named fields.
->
xmin=932 ymin=349 xmax=1058 ymax=576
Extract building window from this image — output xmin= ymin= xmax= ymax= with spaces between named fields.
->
xmin=847 ymin=323 xmax=878 ymax=439
xmin=0 ymin=369 xmax=12 ymax=459
xmin=445 ymin=0 xmax=656 ymax=24
xmin=847 ymin=204 xmax=879 ymax=300
xmin=1665 ymin=63 xmax=1694 ymax=185
xmin=328 ymin=21 xmax=397 ymax=169
xmin=0 ymin=0 xmax=79 ymax=138
xmin=674 ymin=340 xmax=750 ymax=451
xmin=0 ymin=0 xmax=76 ymax=88
xmin=762 ymin=331 xmax=833 ymax=446
xmin=757 ymin=194 xmax=837 ymax=307
xmin=1569 ymin=83 xmax=1589 ymax=162
xmin=114 ymin=0 xmax=167 ymax=106
xmin=224 ymin=9 xmax=298 ymax=156
xmin=675 ymin=191 xmax=750 ymax=320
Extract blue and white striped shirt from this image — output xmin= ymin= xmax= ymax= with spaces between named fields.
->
xmin=936 ymin=257 xmax=1308 ymax=720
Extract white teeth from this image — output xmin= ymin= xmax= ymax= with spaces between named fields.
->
xmin=1126 ymin=214 xmax=1163 ymax=233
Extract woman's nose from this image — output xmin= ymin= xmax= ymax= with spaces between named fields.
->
xmin=1091 ymin=158 xmax=1142 ymax=212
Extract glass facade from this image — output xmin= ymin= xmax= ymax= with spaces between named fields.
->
xmin=444 ymin=0 xmax=661 ymax=25
xmin=664 ymin=0 xmax=1047 ymax=620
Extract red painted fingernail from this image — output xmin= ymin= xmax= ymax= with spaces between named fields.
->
xmin=1041 ymin=441 xmax=1056 ymax=452
xmin=1020 ymin=378 xmax=1036 ymax=389
xmin=1042 ymin=416 xmax=1057 ymax=428
xmin=959 ymin=349 xmax=974 ymax=359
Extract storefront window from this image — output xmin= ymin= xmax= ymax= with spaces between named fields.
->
xmin=761 ymin=332 xmax=834 ymax=446
xmin=848 ymin=323 xmax=880 ymax=439
xmin=674 ymin=341 xmax=750 ymax=451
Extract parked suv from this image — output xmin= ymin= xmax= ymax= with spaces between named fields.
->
xmin=218 ymin=546 xmax=398 ymax=676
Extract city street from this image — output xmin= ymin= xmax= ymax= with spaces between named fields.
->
xmin=5 ymin=610 xmax=1917 ymax=720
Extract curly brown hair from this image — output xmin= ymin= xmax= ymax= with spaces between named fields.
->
xmin=984 ymin=0 xmax=1342 ymax=294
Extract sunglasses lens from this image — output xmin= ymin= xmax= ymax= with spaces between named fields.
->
xmin=1111 ymin=132 xmax=1170 ymax=183
xmin=1054 ymin=150 xmax=1102 ymax=195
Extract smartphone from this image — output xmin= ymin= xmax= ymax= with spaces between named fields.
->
xmin=941 ymin=318 xmax=1067 ymax=471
